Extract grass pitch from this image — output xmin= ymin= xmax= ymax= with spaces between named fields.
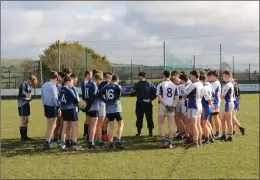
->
xmin=1 ymin=95 xmax=259 ymax=179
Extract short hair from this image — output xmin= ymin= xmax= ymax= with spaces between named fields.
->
xmin=84 ymin=69 xmax=92 ymax=77
xmin=180 ymin=71 xmax=186 ymax=75
xmin=138 ymin=72 xmax=146 ymax=78
xmin=50 ymin=71 xmax=61 ymax=80
xmin=63 ymin=76 xmax=71 ymax=83
xmin=70 ymin=73 xmax=77 ymax=79
xmin=179 ymin=73 xmax=188 ymax=82
xmin=58 ymin=72 xmax=66 ymax=78
xmin=112 ymin=74 xmax=119 ymax=81
xmin=63 ymin=68 xmax=72 ymax=75
xmin=207 ymin=70 xmax=219 ymax=77
xmin=171 ymin=70 xmax=180 ymax=77
xmin=171 ymin=75 xmax=179 ymax=82
xmin=190 ymin=70 xmax=200 ymax=79
xmin=199 ymin=70 xmax=206 ymax=81
xmin=223 ymin=70 xmax=231 ymax=76
xmin=94 ymin=73 xmax=103 ymax=80
xmin=106 ymin=72 xmax=113 ymax=76
xmin=163 ymin=70 xmax=170 ymax=78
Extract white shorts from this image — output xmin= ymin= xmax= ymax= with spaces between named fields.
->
xmin=187 ymin=108 xmax=202 ymax=119
xmin=175 ymin=102 xmax=182 ymax=113
xmin=181 ymin=104 xmax=187 ymax=114
xmin=158 ymin=103 xmax=175 ymax=116
xmin=223 ymin=102 xmax=234 ymax=115
xmin=99 ymin=103 xmax=106 ymax=117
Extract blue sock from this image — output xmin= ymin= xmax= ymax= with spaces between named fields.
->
xmin=71 ymin=141 xmax=77 ymax=146
xmin=115 ymin=138 xmax=120 ymax=143
xmin=162 ymin=138 xmax=166 ymax=144
xmin=205 ymin=137 xmax=209 ymax=142
xmin=216 ymin=131 xmax=220 ymax=136
xmin=88 ymin=140 xmax=94 ymax=145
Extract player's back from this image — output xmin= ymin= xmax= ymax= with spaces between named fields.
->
xmin=59 ymin=86 xmax=77 ymax=110
xmin=187 ymin=81 xmax=204 ymax=109
xmin=202 ymin=82 xmax=213 ymax=107
xmin=222 ymin=82 xmax=235 ymax=102
xmin=157 ymin=80 xmax=178 ymax=106
xmin=103 ymin=83 xmax=122 ymax=113
xmin=42 ymin=81 xmax=58 ymax=106
xmin=211 ymin=80 xmax=221 ymax=104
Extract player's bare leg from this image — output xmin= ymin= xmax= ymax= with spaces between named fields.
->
xmin=44 ymin=117 xmax=57 ymax=149
xmin=88 ymin=117 xmax=98 ymax=148
xmin=225 ymin=111 xmax=233 ymax=142
xmin=96 ymin=116 xmax=105 ymax=145
xmin=115 ymin=120 xmax=124 ymax=149
xmin=158 ymin=115 xmax=167 ymax=148
xmin=167 ymin=115 xmax=175 ymax=149
xmin=220 ymin=114 xmax=227 ymax=141
xmin=102 ymin=118 xmax=109 ymax=141
xmin=213 ymin=114 xmax=221 ymax=137
xmin=190 ymin=118 xmax=199 ymax=147
xmin=232 ymin=110 xmax=245 ymax=135
xmin=61 ymin=121 xmax=68 ymax=150
xmin=71 ymin=121 xmax=79 ymax=150
xmin=65 ymin=124 xmax=72 ymax=148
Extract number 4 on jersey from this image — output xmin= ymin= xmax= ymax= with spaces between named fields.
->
xmin=61 ymin=94 xmax=67 ymax=104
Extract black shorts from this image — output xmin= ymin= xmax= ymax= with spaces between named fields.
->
xmin=61 ymin=107 xmax=78 ymax=121
xmin=86 ymin=110 xmax=99 ymax=118
xmin=44 ymin=105 xmax=58 ymax=118
xmin=107 ymin=112 xmax=123 ymax=121
xmin=18 ymin=103 xmax=30 ymax=116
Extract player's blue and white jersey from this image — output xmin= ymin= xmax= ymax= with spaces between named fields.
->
xmin=185 ymin=81 xmax=204 ymax=109
xmin=58 ymin=86 xmax=78 ymax=110
xmin=222 ymin=82 xmax=235 ymax=102
xmin=211 ymin=80 xmax=221 ymax=105
xmin=156 ymin=80 xmax=179 ymax=106
xmin=202 ymin=82 xmax=213 ymax=108
xmin=98 ymin=80 xmax=109 ymax=105
xmin=181 ymin=81 xmax=192 ymax=107
xmin=17 ymin=82 xmax=32 ymax=107
xmin=100 ymin=83 xmax=122 ymax=113
xmin=41 ymin=81 xmax=59 ymax=107
xmin=84 ymin=80 xmax=99 ymax=111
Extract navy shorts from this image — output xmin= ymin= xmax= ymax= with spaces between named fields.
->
xmin=18 ymin=103 xmax=30 ymax=116
xmin=202 ymin=106 xmax=212 ymax=120
xmin=86 ymin=110 xmax=99 ymax=118
xmin=234 ymin=100 xmax=240 ymax=111
xmin=107 ymin=112 xmax=123 ymax=121
xmin=44 ymin=105 xmax=58 ymax=118
xmin=61 ymin=107 xmax=78 ymax=121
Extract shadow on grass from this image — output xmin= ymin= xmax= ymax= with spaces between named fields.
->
xmin=1 ymin=135 xmax=189 ymax=158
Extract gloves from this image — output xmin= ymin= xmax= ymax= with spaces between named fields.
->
xmin=166 ymin=105 xmax=175 ymax=114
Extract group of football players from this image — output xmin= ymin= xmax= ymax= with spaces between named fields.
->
xmin=156 ymin=69 xmax=245 ymax=148
xmin=17 ymin=67 xmax=245 ymax=150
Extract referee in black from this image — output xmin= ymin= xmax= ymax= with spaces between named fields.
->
xmin=130 ymin=72 xmax=157 ymax=137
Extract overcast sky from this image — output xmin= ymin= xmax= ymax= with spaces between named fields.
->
xmin=1 ymin=1 xmax=259 ymax=71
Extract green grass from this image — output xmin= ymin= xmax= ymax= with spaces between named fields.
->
xmin=1 ymin=95 xmax=259 ymax=179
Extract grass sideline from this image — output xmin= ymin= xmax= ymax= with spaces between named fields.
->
xmin=1 ymin=95 xmax=259 ymax=179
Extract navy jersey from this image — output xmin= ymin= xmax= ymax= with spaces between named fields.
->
xmin=84 ymin=80 xmax=99 ymax=111
xmin=17 ymin=82 xmax=32 ymax=107
xmin=58 ymin=86 xmax=78 ymax=110
xmin=98 ymin=80 xmax=109 ymax=104
xmin=100 ymin=83 xmax=122 ymax=113
xmin=81 ymin=79 xmax=91 ymax=101
xmin=132 ymin=81 xmax=157 ymax=103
